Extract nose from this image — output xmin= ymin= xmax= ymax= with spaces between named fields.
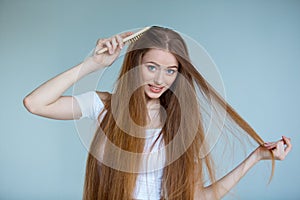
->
xmin=154 ymin=69 xmax=163 ymax=85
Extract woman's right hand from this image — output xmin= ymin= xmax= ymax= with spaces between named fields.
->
xmin=87 ymin=32 xmax=133 ymax=71
xmin=23 ymin=32 xmax=133 ymax=120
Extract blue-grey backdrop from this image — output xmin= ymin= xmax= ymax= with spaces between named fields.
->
xmin=1 ymin=0 xmax=299 ymax=199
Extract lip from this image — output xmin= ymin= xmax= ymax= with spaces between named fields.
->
xmin=148 ymin=84 xmax=164 ymax=89
xmin=148 ymin=84 xmax=164 ymax=93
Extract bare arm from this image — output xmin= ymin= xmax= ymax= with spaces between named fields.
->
xmin=197 ymin=136 xmax=292 ymax=200
xmin=23 ymin=32 xmax=132 ymax=120
xmin=23 ymin=61 xmax=99 ymax=120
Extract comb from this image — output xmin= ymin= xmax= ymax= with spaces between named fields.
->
xmin=95 ymin=26 xmax=151 ymax=55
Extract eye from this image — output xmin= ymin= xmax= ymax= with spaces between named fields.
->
xmin=146 ymin=65 xmax=157 ymax=72
xmin=166 ymin=69 xmax=176 ymax=75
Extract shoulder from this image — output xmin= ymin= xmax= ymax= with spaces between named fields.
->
xmin=95 ymin=91 xmax=111 ymax=107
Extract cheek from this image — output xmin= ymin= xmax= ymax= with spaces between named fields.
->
xmin=165 ymin=75 xmax=177 ymax=86
xmin=141 ymin=68 xmax=153 ymax=82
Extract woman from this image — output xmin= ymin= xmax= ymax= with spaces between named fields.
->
xmin=23 ymin=26 xmax=292 ymax=200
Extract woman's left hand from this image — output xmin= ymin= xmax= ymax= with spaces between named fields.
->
xmin=256 ymin=136 xmax=292 ymax=161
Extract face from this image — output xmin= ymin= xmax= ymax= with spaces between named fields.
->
xmin=141 ymin=48 xmax=179 ymax=99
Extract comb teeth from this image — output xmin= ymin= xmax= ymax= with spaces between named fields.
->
xmin=96 ymin=26 xmax=151 ymax=55
xmin=127 ymin=34 xmax=142 ymax=44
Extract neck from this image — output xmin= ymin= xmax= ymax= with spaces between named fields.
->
xmin=146 ymin=96 xmax=160 ymax=110
xmin=145 ymin=96 xmax=162 ymax=129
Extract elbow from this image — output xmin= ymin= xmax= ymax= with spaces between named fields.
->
xmin=23 ymin=96 xmax=39 ymax=114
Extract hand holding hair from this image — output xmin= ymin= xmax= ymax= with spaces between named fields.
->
xmin=256 ymin=136 xmax=292 ymax=161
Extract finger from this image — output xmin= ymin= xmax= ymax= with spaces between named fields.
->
xmin=95 ymin=38 xmax=110 ymax=52
xmin=276 ymin=141 xmax=284 ymax=152
xmin=267 ymin=145 xmax=277 ymax=150
xmin=264 ymin=137 xmax=284 ymax=145
xmin=263 ymin=142 xmax=273 ymax=146
xmin=282 ymin=136 xmax=291 ymax=145
xmin=265 ymin=141 xmax=283 ymax=150
xmin=97 ymin=38 xmax=103 ymax=45
xmin=276 ymin=141 xmax=287 ymax=160
xmin=265 ymin=145 xmax=277 ymax=150
xmin=119 ymin=31 xmax=134 ymax=39
xmin=116 ymin=34 xmax=124 ymax=49
xmin=105 ymin=40 xmax=113 ymax=54
xmin=263 ymin=142 xmax=275 ymax=147
xmin=281 ymin=136 xmax=286 ymax=145
xmin=282 ymin=136 xmax=292 ymax=155
xmin=97 ymin=37 xmax=109 ymax=45
xmin=111 ymin=37 xmax=118 ymax=53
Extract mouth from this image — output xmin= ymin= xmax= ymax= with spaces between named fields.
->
xmin=148 ymin=84 xmax=164 ymax=93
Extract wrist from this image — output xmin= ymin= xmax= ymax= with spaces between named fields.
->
xmin=83 ymin=57 xmax=107 ymax=73
xmin=251 ymin=147 xmax=263 ymax=163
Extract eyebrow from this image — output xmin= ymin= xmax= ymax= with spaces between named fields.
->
xmin=146 ymin=61 xmax=178 ymax=69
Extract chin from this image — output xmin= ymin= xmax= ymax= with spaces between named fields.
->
xmin=145 ymin=92 xmax=162 ymax=99
xmin=145 ymin=89 xmax=166 ymax=100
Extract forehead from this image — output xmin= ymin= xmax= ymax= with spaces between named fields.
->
xmin=142 ymin=48 xmax=178 ymax=67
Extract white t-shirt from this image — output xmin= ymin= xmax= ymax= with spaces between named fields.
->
xmin=74 ymin=91 xmax=165 ymax=200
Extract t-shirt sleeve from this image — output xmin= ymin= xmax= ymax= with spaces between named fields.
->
xmin=73 ymin=91 xmax=104 ymax=120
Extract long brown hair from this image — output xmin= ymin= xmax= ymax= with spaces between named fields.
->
xmin=83 ymin=26 xmax=269 ymax=199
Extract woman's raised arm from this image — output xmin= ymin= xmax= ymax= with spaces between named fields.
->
xmin=23 ymin=32 xmax=132 ymax=120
